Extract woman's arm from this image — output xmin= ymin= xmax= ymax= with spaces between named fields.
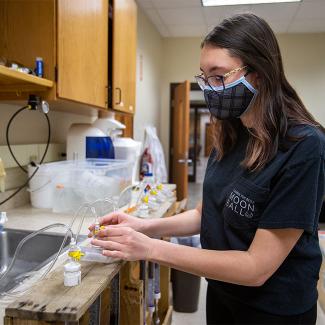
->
xmin=92 ymin=227 xmax=303 ymax=287
xmin=91 ymin=203 xmax=202 ymax=238
xmin=149 ymin=228 xmax=303 ymax=286
xmin=144 ymin=202 xmax=202 ymax=237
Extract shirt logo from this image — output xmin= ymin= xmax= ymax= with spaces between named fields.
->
xmin=225 ymin=189 xmax=255 ymax=218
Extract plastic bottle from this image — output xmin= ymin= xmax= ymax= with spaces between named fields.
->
xmin=64 ymin=261 xmax=81 ymax=287
xmin=64 ymin=238 xmax=82 ymax=287
xmin=157 ymin=184 xmax=174 ymax=201
xmin=143 ymin=173 xmax=155 ymax=191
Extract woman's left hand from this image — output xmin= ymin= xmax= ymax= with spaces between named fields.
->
xmin=91 ymin=226 xmax=155 ymax=261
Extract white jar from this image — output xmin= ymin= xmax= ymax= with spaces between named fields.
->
xmin=64 ymin=261 xmax=81 ymax=287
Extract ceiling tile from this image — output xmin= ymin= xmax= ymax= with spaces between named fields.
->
xmin=267 ymin=20 xmax=291 ymax=33
xmin=168 ymin=24 xmax=208 ymax=37
xmin=135 ymin=0 xmax=154 ymax=9
xmin=138 ymin=0 xmax=325 ymax=38
xmin=155 ymin=24 xmax=171 ymax=37
xmin=152 ymin=0 xmax=202 ymax=9
xmin=158 ymin=7 xmax=206 ymax=25
xmin=295 ymin=0 xmax=325 ymax=20
xmin=250 ymin=2 xmax=300 ymax=21
xmin=143 ymin=8 xmax=165 ymax=26
xmin=288 ymin=18 xmax=325 ymax=33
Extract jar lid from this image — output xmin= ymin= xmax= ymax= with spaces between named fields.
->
xmin=64 ymin=261 xmax=81 ymax=272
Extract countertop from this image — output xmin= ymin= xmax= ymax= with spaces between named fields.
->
xmin=0 ymin=193 xmax=177 ymax=323
xmin=4 ymin=205 xmax=94 ymax=236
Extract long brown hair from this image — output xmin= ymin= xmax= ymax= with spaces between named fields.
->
xmin=202 ymin=13 xmax=324 ymax=171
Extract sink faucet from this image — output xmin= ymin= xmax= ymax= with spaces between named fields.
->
xmin=0 ymin=212 xmax=8 ymax=276
xmin=0 ymin=212 xmax=7 ymax=230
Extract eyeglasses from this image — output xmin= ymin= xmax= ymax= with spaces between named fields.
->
xmin=195 ymin=66 xmax=247 ymax=91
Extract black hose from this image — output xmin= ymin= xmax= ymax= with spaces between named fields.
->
xmin=0 ymin=106 xmax=51 ymax=206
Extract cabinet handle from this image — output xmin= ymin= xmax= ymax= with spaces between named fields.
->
xmin=115 ymin=87 xmax=122 ymax=105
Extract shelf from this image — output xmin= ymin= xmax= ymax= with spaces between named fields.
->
xmin=0 ymin=65 xmax=53 ymax=93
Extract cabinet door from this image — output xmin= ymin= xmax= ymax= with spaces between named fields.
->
xmin=113 ymin=0 xmax=137 ymax=114
xmin=0 ymin=0 xmax=56 ymax=100
xmin=57 ymin=0 xmax=108 ymax=108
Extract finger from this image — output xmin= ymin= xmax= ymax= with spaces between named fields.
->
xmin=93 ymin=235 xmax=126 ymax=244
xmin=99 ymin=226 xmax=132 ymax=238
xmin=96 ymin=224 xmax=128 ymax=238
xmin=97 ymin=228 xmax=109 ymax=238
xmin=98 ymin=211 xmax=124 ymax=226
xmin=102 ymin=250 xmax=125 ymax=260
xmin=91 ymin=236 xmax=125 ymax=245
xmin=91 ymin=238 xmax=124 ymax=251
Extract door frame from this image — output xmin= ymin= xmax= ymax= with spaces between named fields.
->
xmin=169 ymin=82 xmax=205 ymax=183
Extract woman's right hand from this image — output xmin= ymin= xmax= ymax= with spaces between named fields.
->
xmin=88 ymin=211 xmax=147 ymax=237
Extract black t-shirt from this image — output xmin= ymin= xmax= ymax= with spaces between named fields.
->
xmin=201 ymin=123 xmax=325 ymax=316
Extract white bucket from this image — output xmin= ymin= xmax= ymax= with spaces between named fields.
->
xmin=28 ymin=165 xmax=54 ymax=209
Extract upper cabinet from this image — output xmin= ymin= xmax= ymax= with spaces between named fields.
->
xmin=111 ymin=0 xmax=137 ymax=114
xmin=0 ymin=0 xmax=137 ymax=115
xmin=57 ymin=0 xmax=108 ymax=109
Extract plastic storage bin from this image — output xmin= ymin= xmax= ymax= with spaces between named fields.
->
xmin=28 ymin=159 xmax=133 ymax=213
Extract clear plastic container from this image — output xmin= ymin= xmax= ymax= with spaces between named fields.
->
xmin=80 ymin=246 xmax=116 ymax=263
xmin=39 ymin=159 xmax=133 ymax=213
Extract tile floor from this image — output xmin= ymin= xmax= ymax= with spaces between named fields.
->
xmin=171 ymin=155 xmax=325 ymax=324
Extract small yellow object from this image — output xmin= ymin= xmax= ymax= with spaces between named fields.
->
xmin=142 ymin=195 xmax=149 ymax=203
xmin=68 ymin=250 xmax=85 ymax=261
xmin=93 ymin=225 xmax=106 ymax=236
xmin=150 ymin=189 xmax=158 ymax=196
xmin=157 ymin=184 xmax=163 ymax=191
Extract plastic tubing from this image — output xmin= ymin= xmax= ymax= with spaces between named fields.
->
xmin=0 ymin=202 xmax=96 ymax=299
xmin=0 ymin=194 xmax=122 ymax=299
xmin=0 ymin=223 xmax=74 ymax=298
xmin=117 ymin=184 xmax=133 ymax=209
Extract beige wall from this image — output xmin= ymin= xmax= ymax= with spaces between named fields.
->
xmin=277 ymin=33 xmax=325 ymax=124
xmin=160 ymin=33 xmax=325 ymax=167
xmin=134 ymin=8 xmax=163 ymax=143
xmin=0 ymin=104 xmax=94 ymax=145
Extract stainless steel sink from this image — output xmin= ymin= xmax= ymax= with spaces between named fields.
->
xmin=0 ymin=228 xmax=72 ymax=295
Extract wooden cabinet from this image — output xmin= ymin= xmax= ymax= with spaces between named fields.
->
xmin=57 ymin=0 xmax=108 ymax=108
xmin=0 ymin=0 xmax=137 ymax=115
xmin=111 ymin=0 xmax=137 ymax=114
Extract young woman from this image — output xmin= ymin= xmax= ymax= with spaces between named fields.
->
xmin=90 ymin=14 xmax=325 ymax=324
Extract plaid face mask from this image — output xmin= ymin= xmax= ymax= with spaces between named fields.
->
xmin=203 ymin=76 xmax=258 ymax=120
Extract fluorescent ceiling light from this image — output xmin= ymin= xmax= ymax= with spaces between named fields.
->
xmin=202 ymin=0 xmax=301 ymax=6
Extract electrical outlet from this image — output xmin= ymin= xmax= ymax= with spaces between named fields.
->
xmin=0 ymin=143 xmax=65 ymax=168
xmin=29 ymin=155 xmax=38 ymax=163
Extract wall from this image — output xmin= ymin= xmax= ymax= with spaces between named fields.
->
xmin=277 ymin=33 xmax=325 ymax=124
xmin=134 ymin=8 xmax=163 ymax=143
xmin=160 ymin=33 xmax=325 ymax=168
xmin=0 ymin=105 xmax=94 ymax=145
